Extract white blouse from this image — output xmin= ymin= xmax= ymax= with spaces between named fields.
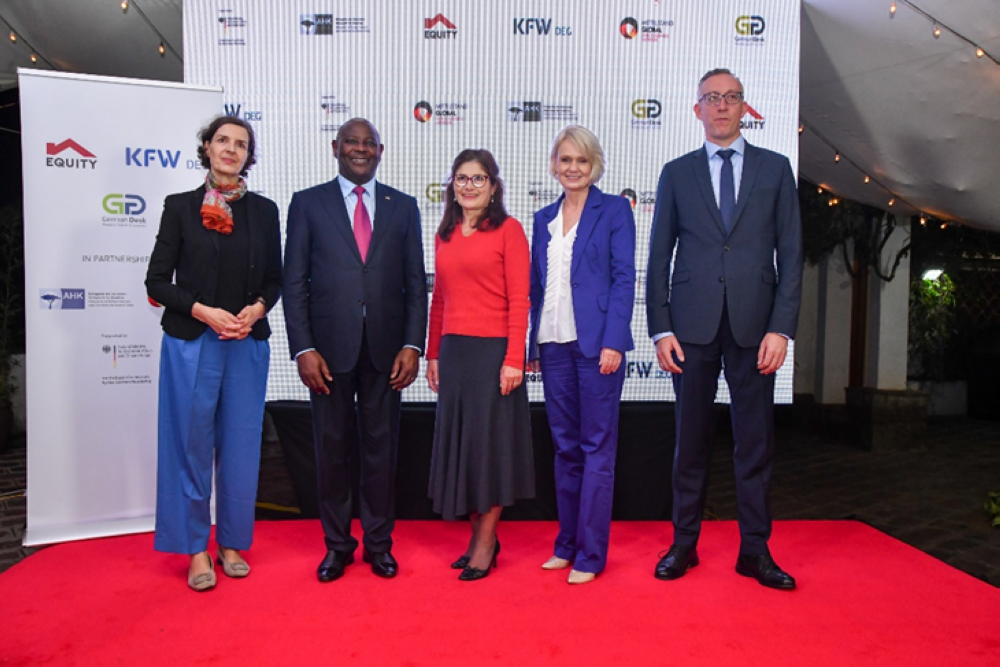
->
xmin=537 ymin=207 xmax=579 ymax=344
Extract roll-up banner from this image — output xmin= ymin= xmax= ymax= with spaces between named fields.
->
xmin=19 ymin=70 xmax=222 ymax=545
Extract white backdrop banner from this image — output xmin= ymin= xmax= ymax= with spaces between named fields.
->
xmin=19 ymin=70 xmax=222 ymax=545
xmin=184 ymin=0 xmax=801 ymax=404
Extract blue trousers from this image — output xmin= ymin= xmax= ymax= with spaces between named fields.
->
xmin=540 ymin=341 xmax=625 ymax=574
xmin=154 ymin=330 xmax=270 ymax=554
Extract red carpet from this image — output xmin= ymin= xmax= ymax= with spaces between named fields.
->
xmin=1 ymin=520 xmax=997 ymax=665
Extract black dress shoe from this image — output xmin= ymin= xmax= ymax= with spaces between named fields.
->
xmin=363 ymin=548 xmax=398 ymax=578
xmin=317 ymin=550 xmax=355 ymax=583
xmin=735 ymin=554 xmax=796 ymax=590
xmin=654 ymin=545 xmax=699 ymax=580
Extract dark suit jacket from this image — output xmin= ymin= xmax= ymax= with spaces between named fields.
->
xmin=282 ymin=177 xmax=428 ymax=374
xmin=529 ymin=186 xmax=636 ymax=361
xmin=646 ymin=142 xmax=803 ymax=348
xmin=145 ymin=186 xmax=282 ymax=341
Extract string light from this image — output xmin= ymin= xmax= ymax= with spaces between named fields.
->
xmin=940 ymin=223 xmax=948 ymax=229
xmin=976 ymin=47 xmax=985 ymax=58
xmin=158 ymin=42 xmax=165 ymax=56
xmin=798 ymin=124 xmax=803 ymax=134
xmin=30 ymin=54 xmax=36 ymax=63
xmin=888 ymin=198 xmax=895 ymax=207
xmin=817 ymin=187 xmax=823 ymax=194
xmin=864 ymin=175 xmax=871 ymax=184
xmin=834 ymin=152 xmax=841 ymax=164
xmin=919 ymin=215 xmax=927 ymax=225
xmin=890 ymin=2 xmax=897 ymax=17
xmin=932 ymin=24 xmax=941 ymax=39
xmin=9 ymin=31 xmax=15 ymax=43
xmin=888 ymin=1 xmax=999 ymax=67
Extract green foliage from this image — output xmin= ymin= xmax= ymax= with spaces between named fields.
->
xmin=0 ymin=203 xmax=25 ymax=403
xmin=986 ymin=492 xmax=1000 ymax=528
xmin=908 ymin=274 xmax=957 ymax=381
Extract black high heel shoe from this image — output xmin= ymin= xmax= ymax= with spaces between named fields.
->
xmin=458 ymin=539 xmax=500 ymax=581
xmin=451 ymin=555 xmax=470 ymax=569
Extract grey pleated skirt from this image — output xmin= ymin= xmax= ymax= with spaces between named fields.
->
xmin=428 ymin=335 xmax=535 ymax=520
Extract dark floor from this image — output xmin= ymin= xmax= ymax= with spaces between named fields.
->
xmin=2 ymin=416 xmax=998 ymax=585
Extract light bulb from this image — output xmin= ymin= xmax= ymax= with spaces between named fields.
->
xmin=817 ymin=187 xmax=823 ymax=194
xmin=920 ymin=215 xmax=927 ymax=225
xmin=121 ymin=1 xmax=128 ymax=10
xmin=30 ymin=54 xmax=36 ymax=63
xmin=834 ymin=152 xmax=841 ymax=163
xmin=864 ymin=175 xmax=870 ymax=184
xmin=976 ymin=47 xmax=985 ymax=58
xmin=888 ymin=198 xmax=895 ymax=207
xmin=933 ymin=25 xmax=941 ymax=39
xmin=9 ymin=31 xmax=16 ymax=43
xmin=158 ymin=42 xmax=165 ymax=56
xmin=890 ymin=2 xmax=897 ymax=17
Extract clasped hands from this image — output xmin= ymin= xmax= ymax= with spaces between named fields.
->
xmin=192 ymin=302 xmax=264 ymax=341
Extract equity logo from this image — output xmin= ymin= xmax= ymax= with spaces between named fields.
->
xmin=735 ymin=15 xmax=765 ymax=44
xmin=620 ymin=18 xmax=638 ymax=39
xmin=741 ymin=103 xmax=765 ymax=130
xmin=425 ymin=14 xmax=457 ymax=39
xmin=300 ymin=14 xmax=333 ymax=34
xmin=513 ymin=18 xmax=571 ymax=36
xmin=39 ymin=288 xmax=85 ymax=310
xmin=46 ymin=139 xmax=97 ymax=170
xmin=413 ymin=101 xmax=433 ymax=123
xmin=125 ymin=148 xmax=181 ymax=168
xmin=224 ymin=103 xmax=262 ymax=122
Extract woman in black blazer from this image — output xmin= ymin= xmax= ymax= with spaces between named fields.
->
xmin=145 ymin=115 xmax=281 ymax=591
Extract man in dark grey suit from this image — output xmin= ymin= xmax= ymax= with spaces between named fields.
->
xmin=283 ymin=118 xmax=427 ymax=582
xmin=646 ymin=69 xmax=803 ymax=589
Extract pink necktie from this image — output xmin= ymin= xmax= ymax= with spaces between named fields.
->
xmin=353 ymin=185 xmax=372 ymax=262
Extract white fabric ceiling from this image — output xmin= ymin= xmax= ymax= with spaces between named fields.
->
xmin=2 ymin=0 xmax=998 ymax=230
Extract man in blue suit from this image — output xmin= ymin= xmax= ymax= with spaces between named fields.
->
xmin=646 ymin=69 xmax=803 ymax=589
xmin=284 ymin=118 xmax=427 ymax=582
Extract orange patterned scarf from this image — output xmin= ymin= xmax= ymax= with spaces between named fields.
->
xmin=201 ymin=173 xmax=248 ymax=235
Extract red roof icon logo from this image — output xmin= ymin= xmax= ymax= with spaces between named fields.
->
xmin=46 ymin=139 xmax=96 ymax=157
xmin=425 ymin=14 xmax=456 ymax=29
xmin=744 ymin=104 xmax=764 ymax=120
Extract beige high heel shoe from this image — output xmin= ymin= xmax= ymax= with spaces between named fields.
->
xmin=541 ymin=556 xmax=572 ymax=570
xmin=188 ymin=552 xmax=217 ymax=591
xmin=216 ymin=548 xmax=251 ymax=578
xmin=567 ymin=569 xmax=596 ymax=585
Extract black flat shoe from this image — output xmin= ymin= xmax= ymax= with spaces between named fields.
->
xmin=458 ymin=539 xmax=500 ymax=581
xmin=735 ymin=553 xmax=796 ymax=590
xmin=362 ymin=548 xmax=398 ymax=578
xmin=317 ymin=550 xmax=354 ymax=583
xmin=654 ymin=545 xmax=699 ymax=580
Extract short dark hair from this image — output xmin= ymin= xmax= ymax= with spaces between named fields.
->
xmin=437 ymin=149 xmax=509 ymax=241
xmin=197 ymin=115 xmax=257 ymax=175
xmin=698 ymin=68 xmax=742 ymax=93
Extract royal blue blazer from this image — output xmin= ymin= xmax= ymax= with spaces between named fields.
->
xmin=528 ymin=185 xmax=636 ymax=361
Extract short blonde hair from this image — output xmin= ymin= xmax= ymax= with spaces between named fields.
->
xmin=549 ymin=124 xmax=605 ymax=184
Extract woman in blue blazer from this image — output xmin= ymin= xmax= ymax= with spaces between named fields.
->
xmin=528 ymin=125 xmax=636 ymax=584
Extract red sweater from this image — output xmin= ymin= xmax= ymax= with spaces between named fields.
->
xmin=426 ymin=218 xmax=531 ymax=368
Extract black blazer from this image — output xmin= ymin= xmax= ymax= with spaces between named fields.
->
xmin=282 ymin=177 xmax=428 ymax=374
xmin=145 ymin=186 xmax=283 ymax=341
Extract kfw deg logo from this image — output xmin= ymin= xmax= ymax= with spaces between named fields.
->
xmin=224 ymin=103 xmax=262 ymax=121
xmin=125 ymin=147 xmax=181 ymax=168
xmin=513 ymin=18 xmax=571 ymax=36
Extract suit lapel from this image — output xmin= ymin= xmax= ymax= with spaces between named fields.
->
xmin=369 ymin=182 xmax=396 ymax=260
xmin=730 ymin=142 xmax=761 ymax=234
xmin=318 ymin=177 xmax=363 ymax=263
xmin=692 ymin=148 xmax=727 ymax=235
xmin=571 ymin=186 xmax=603 ymax=278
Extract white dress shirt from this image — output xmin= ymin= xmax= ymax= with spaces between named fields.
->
xmin=537 ymin=208 xmax=579 ymax=345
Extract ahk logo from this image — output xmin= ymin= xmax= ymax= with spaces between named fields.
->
xmin=103 ymin=194 xmax=146 ymax=215
xmin=125 ymin=148 xmax=181 ymax=168
xmin=631 ymin=99 xmax=662 ymax=119
xmin=301 ymin=14 xmax=333 ymax=35
xmin=46 ymin=139 xmax=98 ymax=170
xmin=508 ymin=101 xmax=542 ymax=122
xmin=620 ymin=17 xmax=638 ymax=39
xmin=413 ymin=101 xmax=433 ymax=123
xmin=39 ymin=288 xmax=85 ymax=310
xmin=735 ymin=15 xmax=766 ymax=36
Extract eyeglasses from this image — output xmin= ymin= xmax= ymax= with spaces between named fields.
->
xmin=699 ymin=92 xmax=744 ymax=106
xmin=453 ymin=174 xmax=490 ymax=189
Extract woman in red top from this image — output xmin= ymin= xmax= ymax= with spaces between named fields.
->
xmin=425 ymin=149 xmax=534 ymax=581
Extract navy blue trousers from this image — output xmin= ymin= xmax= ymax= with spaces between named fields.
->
xmin=154 ymin=330 xmax=270 ymax=554
xmin=540 ymin=341 xmax=625 ymax=574
xmin=670 ymin=308 xmax=775 ymax=555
